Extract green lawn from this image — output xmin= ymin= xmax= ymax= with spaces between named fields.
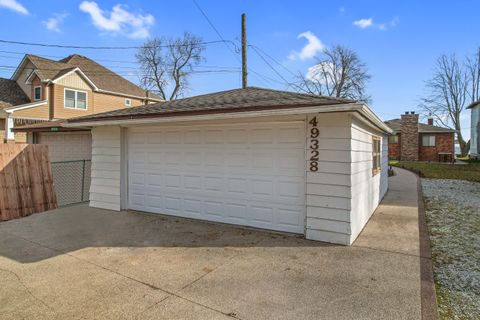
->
xmin=389 ymin=160 xmax=480 ymax=182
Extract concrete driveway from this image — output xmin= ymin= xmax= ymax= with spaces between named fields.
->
xmin=0 ymin=169 xmax=430 ymax=320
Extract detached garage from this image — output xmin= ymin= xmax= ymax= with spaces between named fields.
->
xmin=66 ymin=87 xmax=392 ymax=245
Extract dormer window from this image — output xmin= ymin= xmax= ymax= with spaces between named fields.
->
xmin=125 ymin=98 xmax=132 ymax=107
xmin=33 ymin=86 xmax=42 ymax=100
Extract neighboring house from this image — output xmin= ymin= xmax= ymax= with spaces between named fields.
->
xmin=0 ymin=78 xmax=31 ymax=142
xmin=63 ymin=87 xmax=392 ymax=245
xmin=385 ymin=112 xmax=456 ymax=162
xmin=467 ymin=101 xmax=480 ymax=159
xmin=0 ymin=54 xmax=162 ymax=151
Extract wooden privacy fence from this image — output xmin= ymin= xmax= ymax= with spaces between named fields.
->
xmin=0 ymin=144 xmax=57 ymax=221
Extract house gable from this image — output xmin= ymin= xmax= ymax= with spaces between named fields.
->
xmin=15 ymin=60 xmax=36 ymax=99
xmin=54 ymin=70 xmax=95 ymax=91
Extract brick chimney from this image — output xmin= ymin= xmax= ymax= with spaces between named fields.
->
xmin=400 ymin=111 xmax=419 ymax=161
xmin=427 ymin=116 xmax=433 ymax=126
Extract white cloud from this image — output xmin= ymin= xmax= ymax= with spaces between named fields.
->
xmin=0 ymin=0 xmax=28 ymax=15
xmin=288 ymin=31 xmax=325 ymax=61
xmin=79 ymin=1 xmax=154 ymax=39
xmin=353 ymin=17 xmax=399 ymax=30
xmin=306 ymin=62 xmax=338 ymax=83
xmin=353 ymin=18 xmax=373 ymax=29
xmin=43 ymin=13 xmax=68 ymax=32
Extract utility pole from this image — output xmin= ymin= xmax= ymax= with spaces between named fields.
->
xmin=241 ymin=13 xmax=247 ymax=89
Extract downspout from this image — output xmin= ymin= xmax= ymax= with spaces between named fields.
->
xmin=0 ymin=110 xmax=7 ymax=143
xmin=47 ymin=81 xmax=54 ymax=120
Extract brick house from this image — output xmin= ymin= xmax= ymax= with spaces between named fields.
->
xmin=385 ymin=112 xmax=456 ymax=162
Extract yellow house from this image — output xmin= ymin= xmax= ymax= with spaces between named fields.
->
xmin=0 ymin=54 xmax=162 ymax=143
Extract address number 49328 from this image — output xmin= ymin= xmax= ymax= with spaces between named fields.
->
xmin=309 ymin=117 xmax=319 ymax=172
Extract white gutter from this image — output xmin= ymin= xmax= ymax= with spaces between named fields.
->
xmin=65 ymin=102 xmax=393 ymax=134
xmin=96 ymin=88 xmax=164 ymax=102
xmin=4 ymin=100 xmax=47 ymax=113
xmin=358 ymin=104 xmax=393 ymax=133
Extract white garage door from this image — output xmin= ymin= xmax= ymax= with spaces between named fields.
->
xmin=128 ymin=121 xmax=306 ymax=233
xmin=37 ymin=132 xmax=92 ymax=162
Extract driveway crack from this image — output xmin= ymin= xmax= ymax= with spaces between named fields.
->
xmin=2 ymin=229 xmax=246 ymax=319
xmin=0 ymin=267 xmax=55 ymax=313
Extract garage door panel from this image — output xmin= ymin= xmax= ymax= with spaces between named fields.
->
xmin=128 ymin=121 xmax=305 ymax=233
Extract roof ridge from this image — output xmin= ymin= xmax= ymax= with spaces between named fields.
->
xmin=27 ymin=54 xmax=67 ymax=65
xmin=168 ymin=87 xmax=356 ymax=104
xmin=247 ymin=86 xmax=355 ymax=102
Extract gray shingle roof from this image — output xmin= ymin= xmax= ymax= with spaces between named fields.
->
xmin=68 ymin=87 xmax=355 ymax=123
xmin=384 ymin=118 xmax=455 ymax=133
xmin=0 ymin=77 xmax=30 ymax=109
xmin=467 ymin=101 xmax=480 ymax=109
xmin=23 ymin=54 xmax=161 ymax=100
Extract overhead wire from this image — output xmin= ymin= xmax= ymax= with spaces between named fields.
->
xmin=192 ymin=0 xmax=281 ymax=87
xmin=249 ymin=45 xmax=305 ymax=91
xmin=0 ymin=38 xmax=233 ymax=50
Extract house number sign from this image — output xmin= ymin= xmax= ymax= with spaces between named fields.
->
xmin=309 ymin=116 xmax=319 ymax=172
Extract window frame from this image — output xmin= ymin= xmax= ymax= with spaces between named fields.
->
xmin=422 ymin=135 xmax=436 ymax=147
xmin=125 ymin=98 xmax=132 ymax=107
xmin=372 ymin=136 xmax=381 ymax=176
xmin=33 ymin=86 xmax=42 ymax=101
xmin=64 ymin=88 xmax=88 ymax=110
xmin=388 ymin=135 xmax=399 ymax=144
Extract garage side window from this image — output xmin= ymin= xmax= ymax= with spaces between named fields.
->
xmin=372 ymin=136 xmax=381 ymax=176
xmin=65 ymin=89 xmax=88 ymax=110
xmin=388 ymin=135 xmax=398 ymax=144
xmin=422 ymin=135 xmax=435 ymax=147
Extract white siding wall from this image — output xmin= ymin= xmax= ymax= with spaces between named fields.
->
xmin=305 ymin=113 xmax=352 ymax=245
xmin=471 ymin=106 xmax=479 ymax=157
xmin=380 ymin=135 xmax=389 ymax=199
xmin=88 ymin=113 xmax=388 ymax=245
xmin=89 ymin=126 xmax=122 ymax=211
xmin=349 ymin=117 xmax=388 ymax=242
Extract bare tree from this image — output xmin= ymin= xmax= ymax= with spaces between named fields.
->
xmin=298 ymin=45 xmax=371 ymax=102
xmin=136 ymin=32 xmax=205 ymax=100
xmin=419 ymin=54 xmax=472 ymax=156
xmin=466 ymin=48 xmax=480 ymax=103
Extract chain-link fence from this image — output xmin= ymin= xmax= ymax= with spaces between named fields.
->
xmin=51 ymin=160 xmax=91 ymax=206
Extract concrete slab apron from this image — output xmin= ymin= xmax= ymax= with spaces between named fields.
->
xmin=0 ymin=168 xmax=429 ymax=320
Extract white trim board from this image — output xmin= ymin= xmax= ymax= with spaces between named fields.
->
xmin=66 ymin=103 xmax=393 ymax=134
xmin=4 ymin=100 xmax=47 ymax=113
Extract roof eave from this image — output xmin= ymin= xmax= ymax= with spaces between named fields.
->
xmin=10 ymin=55 xmax=29 ymax=81
xmin=96 ymin=88 xmax=164 ymax=102
xmin=420 ymin=130 xmax=456 ymax=133
xmin=64 ymin=102 xmax=392 ymax=134
xmin=4 ymin=100 xmax=48 ymax=113
xmin=466 ymin=101 xmax=480 ymax=109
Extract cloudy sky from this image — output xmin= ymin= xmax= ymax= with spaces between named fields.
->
xmin=0 ymin=0 xmax=477 ymax=137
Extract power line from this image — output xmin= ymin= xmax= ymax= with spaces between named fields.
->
xmin=0 ymin=39 xmax=233 ymax=50
xmin=0 ymin=65 xmax=240 ymax=77
xmin=249 ymin=45 xmax=304 ymax=91
xmin=192 ymin=0 xmax=240 ymax=61
xmin=0 ymin=51 xmax=241 ymax=71
xmin=249 ymin=45 xmax=298 ymax=77
xmin=191 ymin=1 xmax=277 ymax=87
